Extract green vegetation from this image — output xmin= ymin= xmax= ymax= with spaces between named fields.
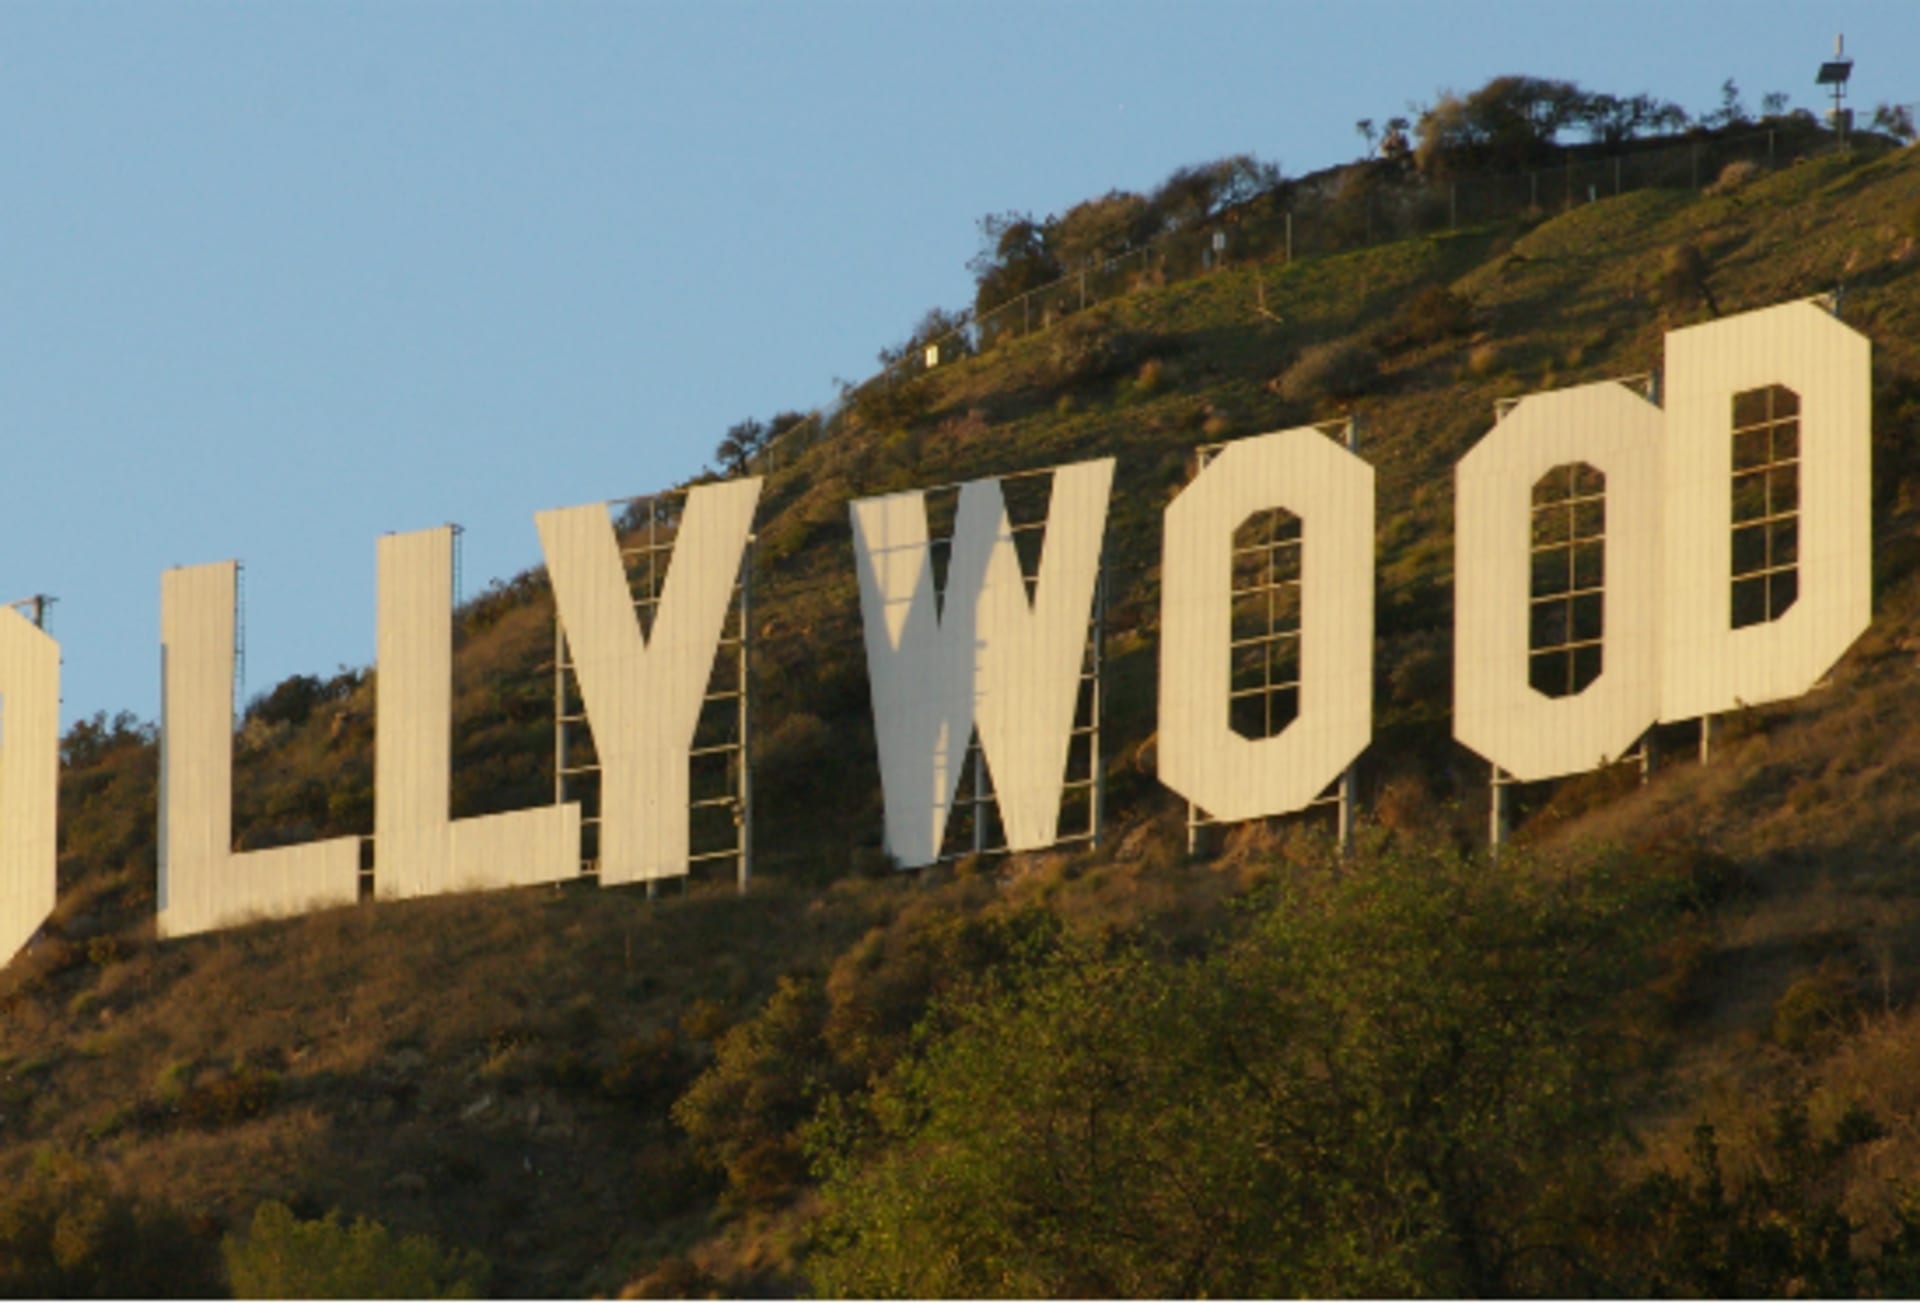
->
xmin=809 ymin=843 xmax=1673 ymax=1296
xmin=0 ymin=1152 xmax=221 ymax=1297
xmin=223 ymin=1201 xmax=488 ymax=1298
xmin=4 ymin=75 xmax=1920 ymax=1295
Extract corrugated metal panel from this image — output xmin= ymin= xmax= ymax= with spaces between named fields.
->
xmin=1659 ymin=301 xmax=1872 ymax=721
xmin=850 ymin=459 xmax=1113 ymax=868
xmin=158 ymin=563 xmax=358 ymax=939
xmin=0 ymin=608 xmax=58 ymax=966
xmin=1454 ymin=382 xmax=1663 ymax=781
xmin=1158 ymin=429 xmax=1373 ymax=822
xmin=377 ymin=526 xmax=581 ymax=897
xmin=535 ymin=477 xmax=759 ymax=885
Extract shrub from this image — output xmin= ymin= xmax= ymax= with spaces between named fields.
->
xmin=179 ymin=1061 xmax=278 ymax=1127
xmin=1708 ymin=159 xmax=1759 ymax=194
xmin=1659 ymin=242 xmax=1719 ymax=316
xmin=1383 ymin=284 xmax=1474 ymax=351
xmin=673 ymin=974 xmax=845 ymax=1208
xmin=845 ymin=373 xmax=936 ymax=434
xmin=222 ymin=1201 xmax=488 ymax=1299
xmin=626 ymin=1254 xmax=719 ymax=1299
xmin=878 ymin=307 xmax=974 ymax=369
xmin=1046 ymin=313 xmax=1155 ymax=388
xmin=1612 ymin=1102 xmax=1914 ymax=1296
xmin=1278 ymin=338 xmax=1380 ymax=404
xmin=1773 ymin=961 xmax=1861 ymax=1055
xmin=0 ymin=1153 xmax=220 ymax=1297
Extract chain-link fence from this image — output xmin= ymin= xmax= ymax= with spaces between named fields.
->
xmin=758 ymin=110 xmax=1916 ymax=475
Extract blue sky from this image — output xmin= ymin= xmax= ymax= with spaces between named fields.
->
xmin=3 ymin=0 xmax=1914 ymax=728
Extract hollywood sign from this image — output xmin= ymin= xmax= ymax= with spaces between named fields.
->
xmin=0 ymin=300 xmax=1871 ymax=960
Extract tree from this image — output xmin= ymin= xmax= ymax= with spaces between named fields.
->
xmin=1380 ymin=115 xmax=1413 ymax=162
xmin=1577 ymin=92 xmax=1688 ymax=146
xmin=1704 ymin=78 xmax=1749 ymax=131
xmin=61 ymin=709 xmax=152 ymax=768
xmin=1146 ymin=154 xmax=1281 ymax=231
xmin=713 ymin=418 xmax=768 ymax=477
xmin=246 ymin=673 xmax=340 ymax=729
xmin=1049 ymin=189 xmax=1155 ymax=270
xmin=806 ymin=844 xmax=1677 ymax=1297
xmin=1415 ymin=76 xmax=1588 ymax=175
xmin=968 ymin=212 xmax=1063 ymax=319
xmin=1872 ymin=102 xmax=1918 ymax=143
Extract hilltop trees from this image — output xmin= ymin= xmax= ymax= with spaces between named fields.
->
xmin=876 ymin=307 xmax=974 ymax=369
xmin=1408 ymin=75 xmax=1687 ymax=176
xmin=714 ymin=418 xmax=768 ymax=476
xmin=712 ymin=410 xmax=811 ymax=476
xmin=968 ymin=154 xmax=1282 ymax=320
xmin=969 ymin=212 xmax=1062 ymax=318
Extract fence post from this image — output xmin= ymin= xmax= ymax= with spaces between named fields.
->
xmin=1768 ymin=129 xmax=1776 ymax=170
xmin=1285 ymin=210 xmax=1293 ymax=262
xmin=1529 ymin=171 xmax=1537 ymax=210
xmin=1691 ymin=143 xmax=1700 ymax=190
xmin=1614 ymin=155 xmax=1622 ymax=196
xmin=1079 ymin=268 xmax=1087 ymax=311
xmin=1449 ymin=180 xmax=1457 ymax=230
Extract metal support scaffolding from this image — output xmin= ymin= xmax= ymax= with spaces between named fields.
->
xmin=1489 ymin=763 xmax=1510 ymax=855
xmin=554 ymin=493 xmax=754 ymax=894
xmin=233 ymin=562 xmax=247 ymax=715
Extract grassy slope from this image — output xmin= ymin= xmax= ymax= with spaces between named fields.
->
xmin=5 ymin=142 xmax=1920 ymax=1295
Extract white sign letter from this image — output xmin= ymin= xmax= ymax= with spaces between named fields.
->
xmin=1453 ymin=383 xmax=1663 ymax=781
xmin=536 ymin=478 xmax=760 ymax=885
xmin=851 ymin=459 xmax=1112 ymax=868
xmin=1659 ymin=300 xmax=1871 ymax=721
xmin=0 ymin=607 xmax=58 ymax=964
xmin=159 ymin=563 xmax=358 ymax=938
xmin=376 ymin=526 xmax=580 ymax=898
xmin=1159 ymin=429 xmax=1373 ymax=821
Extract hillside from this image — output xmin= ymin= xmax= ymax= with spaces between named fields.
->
xmin=7 ymin=130 xmax=1920 ymax=1295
